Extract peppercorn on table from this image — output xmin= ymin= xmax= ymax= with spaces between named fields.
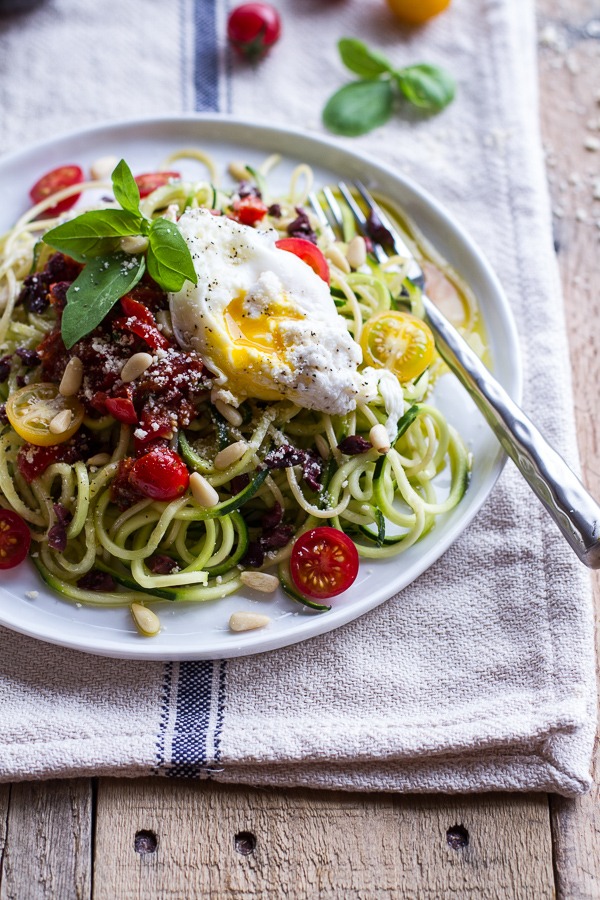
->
xmin=0 ymin=0 xmax=598 ymax=897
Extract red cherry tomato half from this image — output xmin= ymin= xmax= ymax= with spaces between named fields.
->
xmin=134 ymin=171 xmax=181 ymax=198
xmin=227 ymin=3 xmax=281 ymax=61
xmin=290 ymin=526 xmax=359 ymax=600
xmin=232 ymin=196 xmax=268 ymax=226
xmin=275 ymin=237 xmax=330 ymax=284
xmin=29 ymin=165 xmax=84 ymax=217
xmin=129 ymin=447 xmax=189 ymax=501
xmin=0 ymin=509 xmax=32 ymax=570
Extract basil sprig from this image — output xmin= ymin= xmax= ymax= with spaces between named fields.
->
xmin=146 ymin=217 xmax=198 ymax=292
xmin=111 ymin=158 xmax=143 ymax=217
xmin=41 ymin=209 xmax=143 ymax=262
xmin=61 ymin=253 xmax=146 ymax=349
xmin=42 ymin=160 xmax=198 ymax=349
xmin=323 ymin=38 xmax=455 ymax=137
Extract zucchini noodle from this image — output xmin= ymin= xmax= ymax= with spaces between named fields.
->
xmin=0 ymin=148 xmax=477 ymax=625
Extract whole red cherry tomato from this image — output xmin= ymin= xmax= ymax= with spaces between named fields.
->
xmin=0 ymin=509 xmax=32 ymax=570
xmin=29 ymin=165 xmax=84 ymax=217
xmin=275 ymin=237 xmax=330 ymax=284
xmin=227 ymin=3 xmax=281 ymax=62
xmin=129 ymin=447 xmax=189 ymax=501
xmin=290 ymin=527 xmax=359 ymax=600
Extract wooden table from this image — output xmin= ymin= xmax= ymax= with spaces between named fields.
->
xmin=1 ymin=1 xmax=598 ymax=896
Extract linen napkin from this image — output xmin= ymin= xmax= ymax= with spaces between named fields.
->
xmin=0 ymin=0 xmax=596 ymax=796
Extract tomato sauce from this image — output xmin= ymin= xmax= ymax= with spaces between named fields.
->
xmin=24 ymin=254 xmax=213 ymax=481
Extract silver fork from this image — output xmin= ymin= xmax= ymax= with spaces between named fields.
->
xmin=309 ymin=181 xmax=600 ymax=569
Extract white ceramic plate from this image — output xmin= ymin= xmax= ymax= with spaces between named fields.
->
xmin=0 ymin=115 xmax=521 ymax=660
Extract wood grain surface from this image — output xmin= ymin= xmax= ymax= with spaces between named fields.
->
xmin=0 ymin=781 xmax=91 ymax=900
xmin=538 ymin=1 xmax=600 ymax=898
xmin=0 ymin=0 xmax=598 ymax=897
xmin=92 ymin=780 xmax=555 ymax=900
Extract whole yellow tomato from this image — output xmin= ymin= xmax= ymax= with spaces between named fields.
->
xmin=385 ymin=0 xmax=451 ymax=25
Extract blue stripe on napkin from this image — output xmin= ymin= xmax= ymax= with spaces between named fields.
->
xmin=155 ymin=0 xmax=228 ymax=778
xmin=193 ymin=0 xmax=219 ymax=111
xmin=155 ymin=660 xmax=227 ymax=778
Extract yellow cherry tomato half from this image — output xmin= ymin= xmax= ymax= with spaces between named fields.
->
xmin=385 ymin=0 xmax=451 ymax=25
xmin=6 ymin=383 xmax=84 ymax=447
xmin=360 ymin=311 xmax=435 ymax=383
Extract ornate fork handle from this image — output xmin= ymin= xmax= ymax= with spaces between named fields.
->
xmin=312 ymin=180 xmax=600 ymax=569
xmin=424 ymin=296 xmax=600 ymax=569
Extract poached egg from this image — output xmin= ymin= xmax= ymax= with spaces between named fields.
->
xmin=169 ymin=209 xmax=403 ymax=430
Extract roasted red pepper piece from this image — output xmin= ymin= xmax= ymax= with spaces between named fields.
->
xmin=114 ymin=296 xmax=170 ymax=351
xmin=104 ymin=397 xmax=138 ymax=425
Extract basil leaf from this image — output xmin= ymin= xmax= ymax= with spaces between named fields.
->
xmin=146 ymin=218 xmax=198 ymax=292
xmin=61 ymin=252 xmax=145 ymax=349
xmin=338 ymin=38 xmax=393 ymax=79
xmin=322 ymin=80 xmax=394 ymax=136
xmin=43 ymin=209 xmax=144 ymax=262
xmin=111 ymin=159 xmax=141 ymax=217
xmin=394 ymin=64 xmax=455 ymax=112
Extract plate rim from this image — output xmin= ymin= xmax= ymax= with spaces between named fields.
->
xmin=0 ymin=113 xmax=523 ymax=660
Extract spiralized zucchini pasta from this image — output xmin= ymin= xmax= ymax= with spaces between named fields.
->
xmin=0 ymin=148 xmax=473 ymax=634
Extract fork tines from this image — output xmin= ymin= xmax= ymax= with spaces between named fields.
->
xmin=309 ymin=181 xmax=425 ymax=289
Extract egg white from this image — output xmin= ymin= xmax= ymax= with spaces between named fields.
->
xmin=169 ymin=208 xmax=403 ymax=432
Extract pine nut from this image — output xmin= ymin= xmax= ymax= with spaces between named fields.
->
xmin=86 ymin=452 xmax=111 ymax=466
xmin=325 ymin=244 xmax=351 ymax=274
xmin=49 ymin=408 xmax=73 ymax=435
xmin=369 ymin=423 xmax=391 ymax=453
xmin=229 ymin=611 xmax=271 ymax=632
xmin=156 ymin=310 xmax=174 ymax=339
xmin=90 ymin=155 xmax=118 ymax=181
xmin=131 ymin=602 xmax=161 ymax=637
xmin=240 ymin=571 xmax=280 ymax=593
xmin=215 ymin=400 xmax=243 ymax=427
xmin=214 ymin=441 xmax=248 ymax=470
xmin=120 ymin=352 xmax=153 ymax=383
xmin=119 ymin=235 xmax=149 ymax=254
xmin=190 ymin=472 xmax=220 ymax=508
xmin=346 ymin=236 xmax=367 ymax=270
xmin=228 ymin=161 xmax=252 ymax=181
xmin=59 ymin=356 xmax=83 ymax=396
xmin=314 ymin=433 xmax=330 ymax=460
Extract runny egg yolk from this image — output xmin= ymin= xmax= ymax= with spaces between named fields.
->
xmin=224 ymin=291 xmax=303 ymax=362
xmin=169 ymin=208 xmax=404 ymax=427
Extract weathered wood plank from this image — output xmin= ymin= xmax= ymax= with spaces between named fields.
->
xmin=0 ymin=786 xmax=10 ymax=877
xmin=0 ymin=780 xmax=92 ymax=900
xmin=538 ymin=0 xmax=600 ymax=897
xmin=93 ymin=779 xmax=554 ymax=899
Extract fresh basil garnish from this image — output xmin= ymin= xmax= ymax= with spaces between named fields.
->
xmin=323 ymin=80 xmax=394 ymax=137
xmin=61 ymin=252 xmax=146 ymax=349
xmin=337 ymin=38 xmax=393 ymax=79
xmin=42 ymin=209 xmax=144 ymax=262
xmin=146 ymin=217 xmax=198 ymax=293
xmin=394 ymin=64 xmax=456 ymax=112
xmin=322 ymin=39 xmax=455 ymax=136
xmin=40 ymin=160 xmax=198 ymax=347
xmin=111 ymin=158 xmax=142 ymax=217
